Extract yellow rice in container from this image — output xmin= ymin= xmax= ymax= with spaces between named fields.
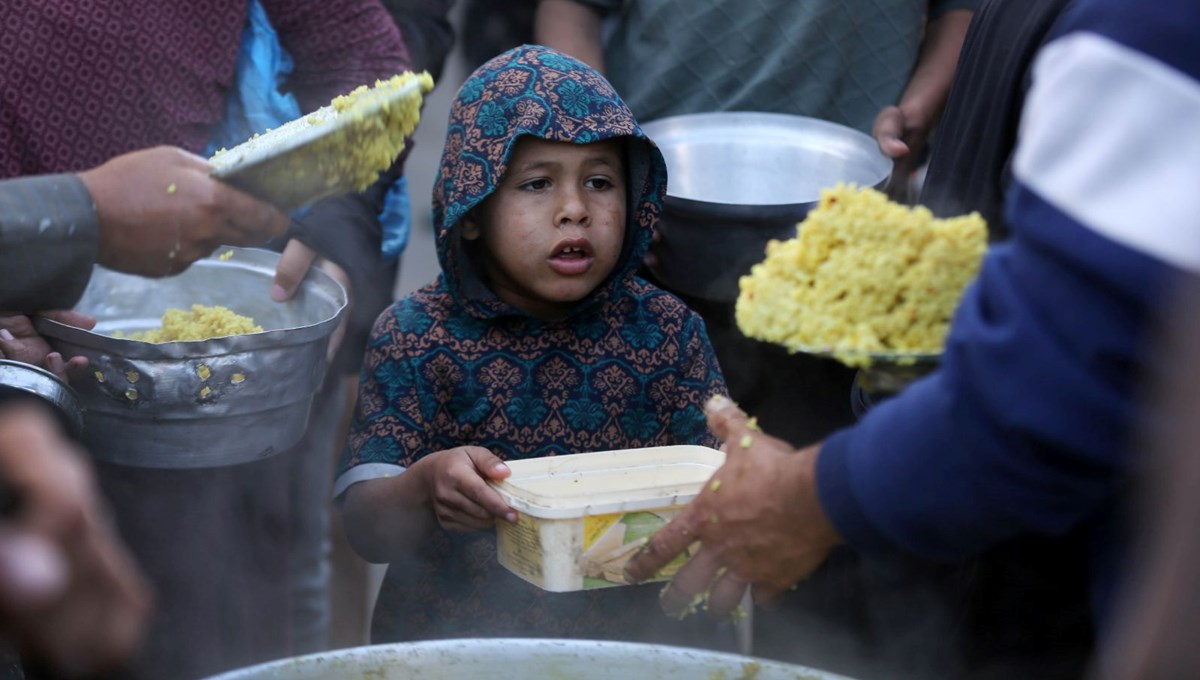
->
xmin=124 ymin=304 xmax=263 ymax=343
xmin=735 ymin=184 xmax=987 ymax=367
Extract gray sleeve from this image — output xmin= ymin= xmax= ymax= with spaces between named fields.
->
xmin=0 ymin=174 xmax=99 ymax=312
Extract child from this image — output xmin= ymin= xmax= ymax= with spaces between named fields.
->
xmin=336 ymin=45 xmax=731 ymax=647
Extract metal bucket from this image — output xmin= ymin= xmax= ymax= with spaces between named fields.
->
xmin=203 ymin=639 xmax=856 ymax=679
xmin=641 ymin=112 xmax=891 ymax=302
xmin=35 ymin=246 xmax=346 ymax=468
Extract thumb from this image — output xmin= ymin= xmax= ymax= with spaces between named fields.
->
xmin=271 ymin=239 xmax=317 ymax=303
xmin=704 ymin=395 xmax=751 ymax=450
xmin=465 ymin=447 xmax=511 ymax=481
xmin=872 ymin=106 xmax=910 ymax=159
xmin=36 ymin=310 xmax=97 ymax=331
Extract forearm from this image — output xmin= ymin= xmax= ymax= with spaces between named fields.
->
xmin=896 ymin=9 xmax=973 ymax=132
xmin=534 ymin=0 xmax=607 ymax=72
xmin=0 ymin=175 xmax=99 ymax=312
xmin=341 ymin=467 xmax=436 ymax=563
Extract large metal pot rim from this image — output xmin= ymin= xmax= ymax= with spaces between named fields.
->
xmin=32 ymin=247 xmax=346 ymax=360
xmin=204 ymin=638 xmax=859 ymax=679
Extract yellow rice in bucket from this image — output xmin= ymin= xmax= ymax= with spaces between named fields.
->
xmin=123 ymin=304 xmax=263 ymax=343
xmin=735 ymin=184 xmax=987 ymax=367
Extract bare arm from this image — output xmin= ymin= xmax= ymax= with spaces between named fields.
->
xmin=534 ymin=0 xmax=607 ymax=73
xmin=341 ymin=464 xmax=437 ymax=564
xmin=874 ymin=8 xmax=973 ymax=193
xmin=341 ymin=447 xmax=517 ymax=563
xmin=899 ymin=9 xmax=973 ymax=140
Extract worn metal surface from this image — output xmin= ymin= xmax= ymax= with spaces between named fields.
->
xmin=35 ymin=247 xmax=346 ymax=468
xmin=0 ymin=359 xmax=85 ymax=438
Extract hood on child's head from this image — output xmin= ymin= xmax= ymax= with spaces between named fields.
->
xmin=432 ymin=44 xmax=668 ymax=320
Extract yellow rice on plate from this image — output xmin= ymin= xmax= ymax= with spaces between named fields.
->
xmin=735 ymin=184 xmax=987 ymax=367
xmin=120 ymin=304 xmax=263 ymax=343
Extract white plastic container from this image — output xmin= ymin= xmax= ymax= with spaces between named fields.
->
xmin=491 ymin=445 xmax=724 ymax=592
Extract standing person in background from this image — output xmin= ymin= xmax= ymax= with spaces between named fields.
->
xmin=536 ymin=1 xmax=973 ymax=672
xmin=337 ymin=45 xmax=732 ymax=649
xmin=0 ymin=3 xmax=411 ymax=676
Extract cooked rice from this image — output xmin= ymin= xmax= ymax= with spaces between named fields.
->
xmin=735 ymin=184 xmax=987 ymax=367
xmin=126 ymin=304 xmax=263 ymax=343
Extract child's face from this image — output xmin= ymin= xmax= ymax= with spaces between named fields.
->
xmin=464 ymin=137 xmax=627 ymax=320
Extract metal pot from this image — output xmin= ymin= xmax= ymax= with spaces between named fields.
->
xmin=641 ymin=112 xmax=891 ymax=302
xmin=204 ymin=639 xmax=857 ymax=679
xmin=0 ymin=360 xmax=85 ymax=439
xmin=34 ymin=247 xmax=346 ymax=468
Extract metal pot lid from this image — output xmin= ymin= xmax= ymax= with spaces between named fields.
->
xmin=641 ymin=111 xmax=891 ymax=208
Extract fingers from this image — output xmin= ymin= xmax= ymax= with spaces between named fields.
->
xmin=0 ymin=529 xmax=69 ymax=612
xmin=872 ymin=106 xmax=910 ymax=159
xmin=430 ymin=448 xmax=518 ymax=532
xmin=43 ymin=353 xmax=65 ymax=381
xmin=435 ymin=492 xmax=499 ymax=532
xmin=624 ymin=508 xmax=701 ymax=583
xmin=211 ymin=180 xmax=291 ymax=245
xmin=657 ymin=546 xmax=720 ymax=616
xmin=316 ymin=259 xmax=352 ymax=362
xmin=704 ymin=395 xmax=750 ymax=447
xmin=0 ymin=329 xmax=20 ymax=359
xmin=36 ymin=310 xmax=96 ymax=331
xmin=461 ymin=450 xmax=516 ymax=522
xmin=271 ymin=239 xmax=317 ymax=303
xmin=465 ymin=447 xmax=511 ymax=481
xmin=706 ymin=568 xmax=750 ymax=618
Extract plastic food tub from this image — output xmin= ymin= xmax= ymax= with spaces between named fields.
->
xmin=491 ymin=445 xmax=724 ymax=592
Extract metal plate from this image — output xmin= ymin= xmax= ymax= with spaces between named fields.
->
xmin=204 ymin=639 xmax=857 ymax=680
xmin=210 ymin=76 xmax=427 ymax=210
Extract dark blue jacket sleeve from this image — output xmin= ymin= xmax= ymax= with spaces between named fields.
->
xmin=816 ymin=0 xmax=1200 ymax=561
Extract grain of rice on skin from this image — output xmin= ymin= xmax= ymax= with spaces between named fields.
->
xmin=736 ymin=184 xmax=987 ymax=367
xmin=126 ymin=304 xmax=263 ymax=343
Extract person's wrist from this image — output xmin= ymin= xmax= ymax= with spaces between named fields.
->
xmin=405 ymin=453 xmax=440 ymax=509
xmin=794 ymin=444 xmax=844 ymax=551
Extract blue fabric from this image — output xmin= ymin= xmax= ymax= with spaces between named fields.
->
xmin=816 ymin=0 xmax=1198 ymax=628
xmin=205 ymin=0 xmax=300 ymax=158
xmin=207 ymin=0 xmax=410 ymax=258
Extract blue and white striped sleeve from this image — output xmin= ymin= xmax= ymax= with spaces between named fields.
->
xmin=816 ymin=0 xmax=1200 ymax=562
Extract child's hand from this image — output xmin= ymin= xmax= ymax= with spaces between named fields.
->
xmin=420 ymin=447 xmax=518 ymax=533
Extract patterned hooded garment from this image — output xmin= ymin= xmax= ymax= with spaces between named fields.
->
xmin=337 ymin=45 xmax=731 ymax=644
